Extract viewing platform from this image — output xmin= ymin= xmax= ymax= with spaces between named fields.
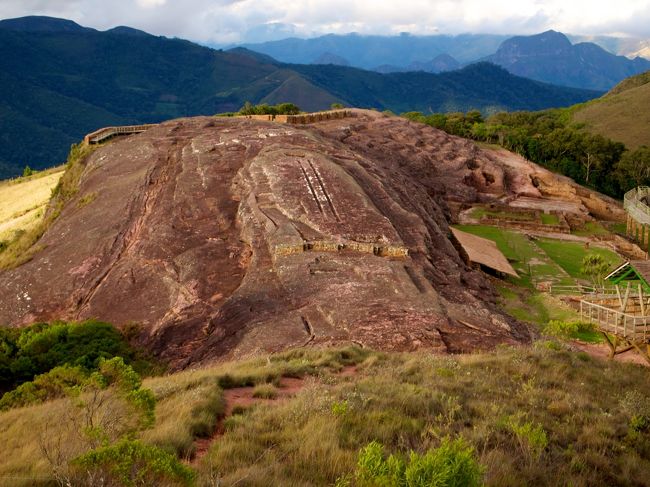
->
xmin=580 ymin=261 xmax=650 ymax=364
xmin=83 ymin=124 xmax=157 ymax=145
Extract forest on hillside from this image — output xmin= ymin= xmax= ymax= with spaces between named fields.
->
xmin=402 ymin=109 xmax=650 ymax=198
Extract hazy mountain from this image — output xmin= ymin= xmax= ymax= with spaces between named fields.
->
xmin=0 ymin=17 xmax=599 ymax=178
xmin=312 ymin=52 xmax=350 ymax=66
xmin=239 ymin=32 xmax=509 ymax=68
xmin=485 ymin=30 xmax=650 ymax=91
xmin=375 ymin=54 xmax=460 ymax=73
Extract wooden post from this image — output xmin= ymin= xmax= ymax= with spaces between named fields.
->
xmin=640 ymin=284 xmax=646 ymax=316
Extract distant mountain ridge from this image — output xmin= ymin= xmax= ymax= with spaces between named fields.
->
xmin=239 ymin=33 xmax=509 ymax=68
xmin=484 ymin=30 xmax=650 ymax=91
xmin=0 ymin=16 xmax=599 ymax=179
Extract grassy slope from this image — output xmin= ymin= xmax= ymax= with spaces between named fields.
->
xmin=0 ymin=168 xmax=64 ymax=242
xmin=571 ymin=73 xmax=650 ymax=149
xmin=1 ymin=346 xmax=649 ymax=486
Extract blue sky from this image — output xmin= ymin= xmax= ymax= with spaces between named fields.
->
xmin=1 ymin=0 xmax=649 ymax=44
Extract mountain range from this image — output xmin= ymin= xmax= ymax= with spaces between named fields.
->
xmin=484 ymin=30 xmax=650 ymax=91
xmin=242 ymin=30 xmax=650 ymax=90
xmin=0 ymin=16 xmax=600 ymax=179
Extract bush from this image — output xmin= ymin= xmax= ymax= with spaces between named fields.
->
xmin=354 ymin=438 xmax=483 ymax=487
xmin=507 ymin=417 xmax=548 ymax=462
xmin=71 ymin=438 xmax=195 ymax=487
xmin=0 ymin=364 xmax=87 ymax=410
xmin=252 ymin=384 xmax=277 ymax=399
xmin=0 ymin=319 xmax=155 ymax=407
xmin=544 ymin=320 xmax=580 ymax=338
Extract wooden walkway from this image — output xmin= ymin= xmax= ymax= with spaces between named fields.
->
xmin=83 ymin=124 xmax=157 ymax=145
xmin=581 ymin=293 xmax=650 ymax=364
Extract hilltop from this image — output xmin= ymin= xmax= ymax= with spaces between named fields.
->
xmin=484 ymin=30 xmax=650 ymax=91
xmin=0 ymin=109 xmax=633 ymax=369
xmin=571 ymin=70 xmax=650 ymax=149
xmin=0 ymin=16 xmax=599 ymax=179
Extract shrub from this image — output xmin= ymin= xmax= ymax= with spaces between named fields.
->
xmin=354 ymin=438 xmax=483 ymax=487
xmin=507 ymin=417 xmax=548 ymax=462
xmin=22 ymin=165 xmax=33 ymax=177
xmin=0 ymin=319 xmax=155 ymax=407
xmin=544 ymin=320 xmax=580 ymax=338
xmin=0 ymin=364 xmax=87 ymax=410
xmin=252 ymin=383 xmax=277 ymax=399
xmin=71 ymin=438 xmax=195 ymax=487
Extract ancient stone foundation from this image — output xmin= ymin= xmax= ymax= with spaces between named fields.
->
xmin=274 ymin=240 xmax=408 ymax=258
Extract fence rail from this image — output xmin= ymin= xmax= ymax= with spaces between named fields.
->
xmin=624 ymin=186 xmax=650 ymax=226
xmin=83 ymin=124 xmax=157 ymax=145
xmin=581 ymin=299 xmax=650 ymax=342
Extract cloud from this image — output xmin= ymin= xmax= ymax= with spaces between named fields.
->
xmin=0 ymin=0 xmax=648 ymax=44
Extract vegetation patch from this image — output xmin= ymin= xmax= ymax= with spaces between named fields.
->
xmin=1 ymin=346 xmax=650 ymax=486
xmin=0 ymin=319 xmax=158 ymax=410
xmin=0 ymin=143 xmax=96 ymax=269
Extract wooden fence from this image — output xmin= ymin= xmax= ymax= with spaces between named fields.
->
xmin=580 ymin=298 xmax=650 ymax=342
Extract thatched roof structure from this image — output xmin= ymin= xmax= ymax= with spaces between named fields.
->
xmin=450 ymin=228 xmax=518 ymax=278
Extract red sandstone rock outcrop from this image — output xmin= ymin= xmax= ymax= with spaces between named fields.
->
xmin=0 ymin=110 xmax=552 ymax=367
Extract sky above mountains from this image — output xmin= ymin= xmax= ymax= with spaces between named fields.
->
xmin=1 ymin=0 xmax=649 ymax=44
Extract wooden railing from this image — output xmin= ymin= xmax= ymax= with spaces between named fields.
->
xmin=624 ymin=186 xmax=650 ymax=226
xmin=83 ymin=124 xmax=157 ymax=145
xmin=580 ymin=298 xmax=650 ymax=342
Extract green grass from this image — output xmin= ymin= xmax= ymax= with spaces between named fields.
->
xmin=454 ymin=225 xmax=575 ymax=289
xmin=540 ymin=213 xmax=560 ymax=225
xmin=571 ymin=221 xmax=610 ymax=237
xmin=535 ymin=239 xmax=622 ymax=279
xmin=471 ymin=208 xmax=535 ymax=222
xmin=607 ymin=222 xmax=628 ymax=235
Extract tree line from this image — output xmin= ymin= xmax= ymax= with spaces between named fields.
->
xmin=402 ymin=109 xmax=650 ymax=198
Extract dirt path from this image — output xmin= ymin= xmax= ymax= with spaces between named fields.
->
xmin=571 ymin=340 xmax=649 ymax=367
xmin=191 ymin=366 xmax=357 ymax=464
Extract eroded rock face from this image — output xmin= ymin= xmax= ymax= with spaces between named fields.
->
xmin=0 ymin=111 xmax=534 ymax=367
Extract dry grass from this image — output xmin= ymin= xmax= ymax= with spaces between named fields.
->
xmin=2 ymin=345 xmax=649 ymax=486
xmin=0 ymin=169 xmax=64 ymax=242
xmin=572 ymin=82 xmax=650 ymax=149
xmin=197 ymin=346 xmax=650 ymax=486
xmin=0 ymin=144 xmax=95 ymax=270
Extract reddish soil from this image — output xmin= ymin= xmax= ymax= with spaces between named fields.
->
xmin=191 ymin=368 xmax=357 ymax=464
xmin=2 ymin=109 xmax=592 ymax=367
xmin=571 ymin=341 xmax=649 ymax=367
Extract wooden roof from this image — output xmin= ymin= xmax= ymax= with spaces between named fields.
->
xmin=606 ymin=260 xmax=650 ymax=291
xmin=450 ymin=228 xmax=518 ymax=278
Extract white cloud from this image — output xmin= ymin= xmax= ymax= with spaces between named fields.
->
xmin=0 ymin=0 xmax=648 ymax=43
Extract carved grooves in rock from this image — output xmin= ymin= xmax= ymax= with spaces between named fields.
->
xmin=301 ymin=315 xmax=315 ymax=346
xmin=76 ymin=142 xmax=179 ymax=315
xmin=307 ymin=159 xmax=341 ymax=222
xmin=299 ymin=162 xmax=325 ymax=215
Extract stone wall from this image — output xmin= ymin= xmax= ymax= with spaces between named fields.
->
xmin=274 ymin=239 xmax=408 ymax=258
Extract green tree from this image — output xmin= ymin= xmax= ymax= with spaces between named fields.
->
xmin=22 ymin=165 xmax=33 ymax=177
xmin=581 ymin=254 xmax=611 ymax=289
xmin=615 ymin=146 xmax=650 ymax=192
